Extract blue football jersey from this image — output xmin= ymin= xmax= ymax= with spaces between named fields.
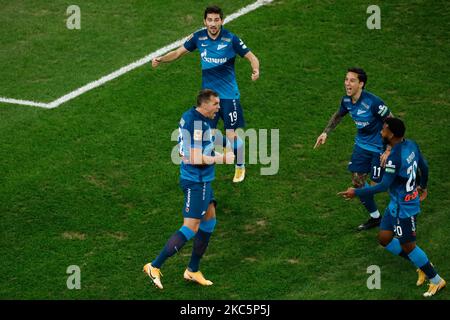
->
xmin=339 ymin=90 xmax=390 ymax=153
xmin=183 ymin=28 xmax=250 ymax=99
xmin=383 ymin=140 xmax=428 ymax=218
xmin=178 ymin=107 xmax=215 ymax=182
xmin=356 ymin=139 xmax=429 ymax=218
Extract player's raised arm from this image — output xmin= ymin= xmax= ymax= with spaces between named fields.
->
xmin=244 ymin=51 xmax=260 ymax=81
xmin=314 ymin=110 xmax=345 ymax=149
xmin=188 ymin=148 xmax=235 ymax=165
xmin=152 ymin=46 xmax=189 ymax=68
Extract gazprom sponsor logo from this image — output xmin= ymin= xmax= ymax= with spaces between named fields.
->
xmin=186 ymin=188 xmax=191 ymax=211
xmin=354 ymin=120 xmax=370 ymax=127
xmin=203 ymin=56 xmax=228 ymax=64
xmin=201 ymin=49 xmax=227 ymax=64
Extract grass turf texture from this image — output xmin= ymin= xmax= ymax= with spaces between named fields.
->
xmin=1 ymin=0 xmax=449 ymax=299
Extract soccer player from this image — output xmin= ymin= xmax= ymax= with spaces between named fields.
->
xmin=339 ymin=118 xmax=446 ymax=297
xmin=152 ymin=5 xmax=260 ymax=183
xmin=143 ymin=89 xmax=235 ymax=289
xmin=314 ymin=67 xmax=393 ymax=231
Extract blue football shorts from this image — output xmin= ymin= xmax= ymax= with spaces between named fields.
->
xmin=348 ymin=144 xmax=384 ymax=182
xmin=380 ymin=209 xmax=417 ymax=244
xmin=209 ymin=98 xmax=245 ymax=130
xmin=180 ymin=179 xmax=216 ymax=219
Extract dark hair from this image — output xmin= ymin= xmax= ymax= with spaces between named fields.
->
xmin=204 ymin=5 xmax=223 ymax=20
xmin=197 ymin=89 xmax=219 ymax=107
xmin=385 ymin=117 xmax=406 ymax=138
xmin=347 ymin=67 xmax=367 ymax=89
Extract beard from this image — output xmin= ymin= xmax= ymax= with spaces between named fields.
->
xmin=382 ymin=137 xmax=390 ymax=145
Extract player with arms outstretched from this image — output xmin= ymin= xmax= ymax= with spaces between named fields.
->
xmin=315 ymin=67 xmax=393 ymax=231
xmin=339 ymin=118 xmax=446 ymax=297
xmin=152 ymin=5 xmax=260 ymax=183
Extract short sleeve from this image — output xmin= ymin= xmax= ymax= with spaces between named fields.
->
xmin=371 ymin=98 xmax=390 ymax=120
xmin=183 ymin=33 xmax=197 ymax=52
xmin=338 ymin=98 xmax=349 ymax=116
xmin=232 ymin=34 xmax=250 ymax=57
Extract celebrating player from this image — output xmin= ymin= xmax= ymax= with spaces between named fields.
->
xmin=339 ymin=118 xmax=446 ymax=297
xmin=143 ymin=89 xmax=235 ymax=289
xmin=314 ymin=67 xmax=393 ymax=231
xmin=152 ymin=5 xmax=260 ymax=183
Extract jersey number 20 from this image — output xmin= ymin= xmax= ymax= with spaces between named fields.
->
xmin=406 ymin=161 xmax=418 ymax=192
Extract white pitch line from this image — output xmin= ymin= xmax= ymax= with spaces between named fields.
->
xmin=0 ymin=0 xmax=273 ymax=109
xmin=0 ymin=97 xmax=49 ymax=108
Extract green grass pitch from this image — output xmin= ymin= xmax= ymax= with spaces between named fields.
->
xmin=1 ymin=0 xmax=449 ymax=299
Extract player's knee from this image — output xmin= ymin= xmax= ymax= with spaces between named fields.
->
xmin=401 ymin=242 xmax=416 ymax=254
xmin=179 ymin=225 xmax=198 ymax=240
xmin=378 ymin=238 xmax=389 ymax=247
xmin=213 ymin=130 xmax=228 ymax=148
xmin=199 ymin=218 xmax=216 ymax=233
xmin=233 ymin=136 xmax=244 ymax=151
xmin=378 ymin=232 xmax=392 ymax=247
xmin=225 ymin=129 xmax=237 ymax=140
xmin=351 ymin=174 xmax=366 ymax=188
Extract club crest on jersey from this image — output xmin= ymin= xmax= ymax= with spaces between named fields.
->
xmin=357 ymin=109 xmax=367 ymax=115
xmin=217 ymin=43 xmax=228 ymax=50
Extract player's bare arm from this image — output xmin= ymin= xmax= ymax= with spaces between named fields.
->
xmin=314 ymin=110 xmax=345 ymax=149
xmin=189 ymin=148 xmax=235 ymax=165
xmin=152 ymin=46 xmax=189 ymax=68
xmin=244 ymin=51 xmax=260 ymax=81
